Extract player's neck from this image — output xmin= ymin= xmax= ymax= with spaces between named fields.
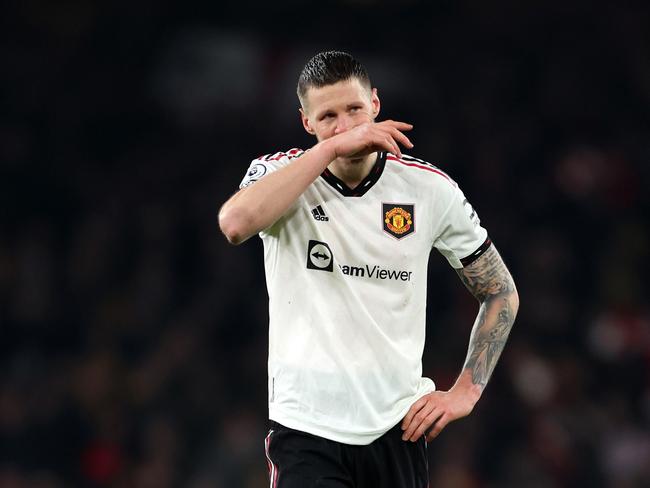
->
xmin=328 ymin=152 xmax=378 ymax=189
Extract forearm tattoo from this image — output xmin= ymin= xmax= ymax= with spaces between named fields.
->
xmin=455 ymin=245 xmax=518 ymax=389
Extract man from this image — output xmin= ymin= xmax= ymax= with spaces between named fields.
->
xmin=219 ymin=51 xmax=519 ymax=487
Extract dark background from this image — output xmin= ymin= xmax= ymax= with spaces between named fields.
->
xmin=2 ymin=1 xmax=649 ymax=487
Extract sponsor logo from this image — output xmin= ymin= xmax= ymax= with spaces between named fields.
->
xmin=306 ymin=240 xmax=333 ymax=272
xmin=383 ymin=203 xmax=415 ymax=239
xmin=311 ymin=205 xmax=329 ymax=222
xmin=338 ymin=264 xmax=412 ymax=281
xmin=306 ymin=240 xmax=412 ymax=281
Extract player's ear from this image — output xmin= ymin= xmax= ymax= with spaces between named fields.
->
xmin=300 ymin=108 xmax=316 ymax=135
xmin=371 ymin=88 xmax=380 ymax=119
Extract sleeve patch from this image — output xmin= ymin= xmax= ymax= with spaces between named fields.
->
xmin=240 ymin=161 xmax=270 ymax=188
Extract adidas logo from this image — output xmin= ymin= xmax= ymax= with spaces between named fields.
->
xmin=311 ymin=205 xmax=329 ymax=222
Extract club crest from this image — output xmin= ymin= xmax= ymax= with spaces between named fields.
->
xmin=383 ymin=203 xmax=415 ymax=239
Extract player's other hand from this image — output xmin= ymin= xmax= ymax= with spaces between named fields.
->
xmin=400 ymin=372 xmax=482 ymax=442
xmin=329 ymin=120 xmax=413 ymax=160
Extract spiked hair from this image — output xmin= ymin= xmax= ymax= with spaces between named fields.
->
xmin=297 ymin=51 xmax=371 ymax=106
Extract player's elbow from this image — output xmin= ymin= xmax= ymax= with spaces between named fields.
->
xmin=218 ymin=205 xmax=253 ymax=245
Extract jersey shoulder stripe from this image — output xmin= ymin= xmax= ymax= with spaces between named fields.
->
xmin=386 ymin=154 xmax=455 ymax=185
xmin=259 ymin=148 xmax=305 ymax=162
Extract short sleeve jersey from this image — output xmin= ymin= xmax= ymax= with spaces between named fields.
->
xmin=239 ymin=149 xmax=489 ymax=445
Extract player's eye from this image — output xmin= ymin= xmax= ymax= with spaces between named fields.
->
xmin=321 ymin=113 xmax=335 ymax=121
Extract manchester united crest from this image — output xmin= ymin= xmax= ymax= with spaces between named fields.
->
xmin=382 ymin=203 xmax=415 ymax=239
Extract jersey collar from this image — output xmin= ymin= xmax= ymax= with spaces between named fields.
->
xmin=320 ymin=152 xmax=387 ymax=197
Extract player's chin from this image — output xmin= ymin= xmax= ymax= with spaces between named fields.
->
xmin=344 ymin=152 xmax=370 ymax=164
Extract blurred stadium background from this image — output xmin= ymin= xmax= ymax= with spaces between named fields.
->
xmin=2 ymin=1 xmax=649 ymax=487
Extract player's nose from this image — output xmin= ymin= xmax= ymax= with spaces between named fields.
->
xmin=334 ymin=115 xmax=353 ymax=134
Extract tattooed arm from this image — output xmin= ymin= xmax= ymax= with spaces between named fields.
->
xmin=456 ymin=244 xmax=519 ymax=389
xmin=401 ymin=243 xmax=519 ymax=442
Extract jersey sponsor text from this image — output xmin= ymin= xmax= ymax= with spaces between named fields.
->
xmin=338 ymin=263 xmax=412 ymax=281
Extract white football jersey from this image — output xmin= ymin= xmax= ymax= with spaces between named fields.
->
xmin=239 ymin=149 xmax=489 ymax=445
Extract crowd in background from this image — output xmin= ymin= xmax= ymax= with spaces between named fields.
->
xmin=2 ymin=1 xmax=649 ymax=487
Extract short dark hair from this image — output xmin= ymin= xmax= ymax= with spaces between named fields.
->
xmin=297 ymin=51 xmax=371 ymax=105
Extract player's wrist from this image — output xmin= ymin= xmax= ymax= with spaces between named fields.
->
xmin=450 ymin=370 xmax=483 ymax=407
xmin=315 ymin=138 xmax=339 ymax=163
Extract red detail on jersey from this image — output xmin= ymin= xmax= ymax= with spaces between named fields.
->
xmin=262 ymin=148 xmax=304 ymax=161
xmin=387 ymin=155 xmax=452 ymax=183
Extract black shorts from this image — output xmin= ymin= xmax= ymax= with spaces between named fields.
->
xmin=264 ymin=421 xmax=428 ymax=488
